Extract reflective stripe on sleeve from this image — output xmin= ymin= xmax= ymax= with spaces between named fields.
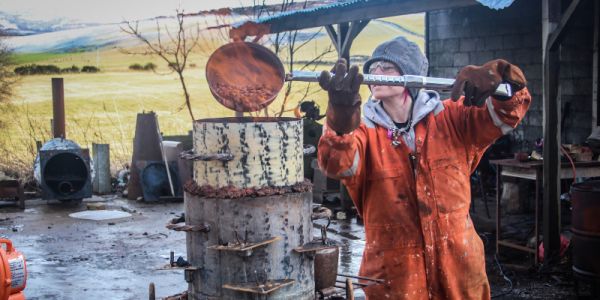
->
xmin=339 ymin=150 xmax=360 ymax=177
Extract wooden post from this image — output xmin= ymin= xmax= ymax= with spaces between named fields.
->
xmin=593 ymin=0 xmax=599 ymax=127
xmin=51 ymin=78 xmax=66 ymax=139
xmin=92 ymin=143 xmax=111 ymax=194
xmin=542 ymin=0 xmax=582 ymax=264
xmin=542 ymin=0 xmax=562 ymax=265
xmin=345 ymin=278 xmax=354 ymax=300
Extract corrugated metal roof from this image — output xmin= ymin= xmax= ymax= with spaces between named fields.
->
xmin=254 ymin=0 xmax=373 ymax=25
xmin=232 ymin=0 xmax=516 ymax=30
xmin=475 ymin=0 xmax=515 ymax=10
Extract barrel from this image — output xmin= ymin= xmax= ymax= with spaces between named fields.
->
xmin=571 ymin=180 xmax=600 ymax=280
xmin=184 ymin=117 xmax=314 ymax=300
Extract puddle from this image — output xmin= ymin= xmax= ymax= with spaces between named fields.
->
xmin=69 ymin=210 xmax=132 ymax=221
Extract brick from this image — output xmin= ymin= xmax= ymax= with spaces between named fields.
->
xmin=521 ymin=33 xmax=541 ymax=48
xmin=473 ymin=38 xmax=486 ymax=51
xmin=436 ymin=52 xmax=454 ymax=67
xmin=428 ymin=40 xmax=442 ymax=53
xmin=443 ymin=38 xmax=459 ymax=52
xmin=453 ymin=52 xmax=470 ymax=67
xmin=494 ymin=50 xmax=513 ymax=61
xmin=430 ymin=67 xmax=458 ymax=78
xmin=502 ymin=35 xmax=522 ymax=50
xmin=527 ymin=110 xmax=542 ymax=126
xmin=470 ymin=51 xmax=494 ymax=65
xmin=513 ymin=49 xmax=533 ymax=65
xmin=523 ymin=125 xmax=543 ymax=142
xmin=484 ymin=36 xmax=503 ymax=51
xmin=460 ymin=38 xmax=477 ymax=52
xmin=561 ymin=80 xmax=577 ymax=95
xmin=522 ymin=65 xmax=542 ymax=80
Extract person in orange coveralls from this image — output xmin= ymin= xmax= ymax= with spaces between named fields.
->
xmin=317 ymin=36 xmax=530 ymax=299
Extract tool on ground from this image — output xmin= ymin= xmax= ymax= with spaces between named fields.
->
xmin=0 ymin=239 xmax=27 ymax=300
xmin=206 ymin=42 xmax=511 ymax=112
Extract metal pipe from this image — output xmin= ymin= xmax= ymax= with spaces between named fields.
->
xmin=286 ymin=71 xmax=512 ymax=97
xmin=52 ymin=78 xmax=66 ymax=139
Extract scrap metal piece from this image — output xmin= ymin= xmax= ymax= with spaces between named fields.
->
xmin=179 ymin=150 xmax=234 ymax=161
xmin=222 ymin=279 xmax=295 ymax=295
xmin=208 ymin=236 xmax=281 ymax=254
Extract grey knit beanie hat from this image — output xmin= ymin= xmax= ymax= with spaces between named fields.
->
xmin=363 ymin=36 xmax=428 ymax=76
xmin=363 ymin=36 xmax=428 ymax=103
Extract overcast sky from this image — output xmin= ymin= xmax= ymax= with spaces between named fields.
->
xmin=0 ymin=0 xmax=283 ymax=23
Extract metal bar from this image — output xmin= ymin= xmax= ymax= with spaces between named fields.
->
xmin=51 ymin=78 xmax=65 ymax=139
xmin=497 ymin=240 xmax=537 ymax=254
xmin=336 ymin=280 xmax=370 ymax=287
xmin=337 ymin=273 xmax=385 ymax=283
xmin=495 ymin=165 xmax=502 ymax=256
xmin=287 ymin=71 xmax=512 ymax=97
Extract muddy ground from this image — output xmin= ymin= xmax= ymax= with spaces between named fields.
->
xmin=0 ymin=196 xmax=593 ymax=299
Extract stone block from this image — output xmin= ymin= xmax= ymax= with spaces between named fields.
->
xmin=443 ymin=38 xmax=459 ymax=52
xmin=494 ymin=49 xmax=513 ymax=61
xmin=513 ymin=49 xmax=533 ymax=65
xmin=437 ymin=52 xmax=454 ymax=67
xmin=453 ymin=52 xmax=470 ymax=67
xmin=471 ymin=51 xmax=494 ymax=65
xmin=502 ymin=35 xmax=522 ymax=50
xmin=460 ymin=38 xmax=477 ymax=52
xmin=521 ymin=33 xmax=541 ymax=48
xmin=484 ymin=36 xmax=503 ymax=51
xmin=521 ymin=65 xmax=542 ymax=80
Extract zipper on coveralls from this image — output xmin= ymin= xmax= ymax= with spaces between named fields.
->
xmin=409 ymin=152 xmax=418 ymax=179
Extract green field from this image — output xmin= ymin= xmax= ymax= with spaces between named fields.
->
xmin=0 ymin=14 xmax=424 ymax=177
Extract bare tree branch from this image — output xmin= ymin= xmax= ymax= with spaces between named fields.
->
xmin=120 ymin=9 xmax=197 ymax=120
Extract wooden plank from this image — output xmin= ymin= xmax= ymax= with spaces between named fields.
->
xmin=497 ymin=240 xmax=537 ymax=254
xmin=266 ymin=0 xmax=477 ymax=33
xmin=546 ymin=0 xmax=581 ymax=51
xmin=543 ymin=46 xmax=561 ymax=264
xmin=594 ymin=0 xmax=599 ymax=126
xmin=325 ymin=24 xmax=340 ymax=53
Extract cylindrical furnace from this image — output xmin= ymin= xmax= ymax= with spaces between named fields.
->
xmin=182 ymin=117 xmax=314 ymax=300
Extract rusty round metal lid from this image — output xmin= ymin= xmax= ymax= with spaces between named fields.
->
xmin=206 ymin=42 xmax=285 ymax=112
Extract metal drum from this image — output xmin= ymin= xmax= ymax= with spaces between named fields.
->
xmin=571 ymin=180 xmax=600 ymax=281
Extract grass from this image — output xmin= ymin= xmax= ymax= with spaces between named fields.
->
xmin=0 ymin=14 xmax=424 ymax=177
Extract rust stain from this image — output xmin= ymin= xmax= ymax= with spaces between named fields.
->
xmin=229 ymin=21 xmax=270 ymax=42
xmin=184 ymin=179 xmax=312 ymax=199
xmin=206 ymin=42 xmax=283 ymax=112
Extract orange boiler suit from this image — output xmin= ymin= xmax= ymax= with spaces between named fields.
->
xmin=317 ymin=88 xmax=531 ymax=299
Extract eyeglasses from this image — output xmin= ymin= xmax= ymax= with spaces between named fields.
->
xmin=367 ymin=61 xmax=399 ymax=74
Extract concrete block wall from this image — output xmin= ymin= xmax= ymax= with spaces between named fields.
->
xmin=559 ymin=0 xmax=595 ymax=144
xmin=427 ymin=0 xmax=595 ymax=150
